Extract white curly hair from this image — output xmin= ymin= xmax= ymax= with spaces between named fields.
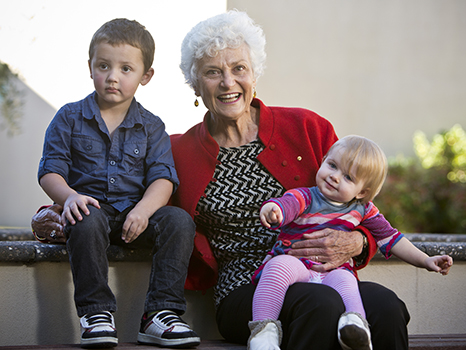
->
xmin=180 ymin=10 xmax=266 ymax=91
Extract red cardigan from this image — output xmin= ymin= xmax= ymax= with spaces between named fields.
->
xmin=170 ymin=98 xmax=377 ymax=291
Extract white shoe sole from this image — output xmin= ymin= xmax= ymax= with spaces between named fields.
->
xmin=137 ymin=332 xmax=200 ymax=348
xmin=338 ymin=312 xmax=372 ymax=350
xmin=81 ymin=335 xmax=118 ymax=349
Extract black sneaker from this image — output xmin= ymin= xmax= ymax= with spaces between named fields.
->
xmin=137 ymin=310 xmax=200 ymax=348
xmin=80 ymin=311 xmax=118 ymax=348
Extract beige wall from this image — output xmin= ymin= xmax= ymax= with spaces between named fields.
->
xmin=228 ymin=0 xmax=466 ymax=158
xmin=0 ymin=261 xmax=219 ymax=346
xmin=0 ymin=78 xmax=56 ymax=227
xmin=358 ymin=260 xmax=466 ymax=334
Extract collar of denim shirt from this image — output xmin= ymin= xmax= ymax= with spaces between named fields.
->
xmin=81 ymin=91 xmax=144 ymax=132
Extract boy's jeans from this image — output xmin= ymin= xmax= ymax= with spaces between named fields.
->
xmin=64 ymin=203 xmax=195 ymax=317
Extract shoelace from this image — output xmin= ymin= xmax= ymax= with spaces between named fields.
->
xmin=155 ymin=311 xmax=188 ymax=327
xmin=86 ymin=312 xmax=113 ymax=326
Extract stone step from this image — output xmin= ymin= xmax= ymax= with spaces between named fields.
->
xmin=0 ymin=340 xmax=242 ymax=349
xmin=409 ymin=334 xmax=466 ymax=349
xmin=1 ymin=335 xmax=466 ymax=350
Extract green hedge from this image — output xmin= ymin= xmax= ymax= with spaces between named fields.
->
xmin=374 ymin=124 xmax=466 ymax=234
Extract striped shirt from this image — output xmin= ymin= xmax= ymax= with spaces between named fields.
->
xmin=266 ymin=186 xmax=403 ymax=262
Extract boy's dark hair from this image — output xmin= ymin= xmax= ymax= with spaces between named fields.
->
xmin=89 ymin=18 xmax=155 ymax=73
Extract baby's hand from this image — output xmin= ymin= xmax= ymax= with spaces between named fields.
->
xmin=425 ymin=255 xmax=453 ymax=275
xmin=63 ymin=193 xmax=100 ymax=225
xmin=260 ymin=202 xmax=283 ymax=228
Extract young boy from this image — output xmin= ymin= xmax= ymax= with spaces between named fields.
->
xmin=249 ymin=135 xmax=453 ymax=350
xmin=38 ymin=19 xmax=200 ymax=349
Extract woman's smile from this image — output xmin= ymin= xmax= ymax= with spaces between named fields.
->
xmin=218 ymin=93 xmax=241 ymax=104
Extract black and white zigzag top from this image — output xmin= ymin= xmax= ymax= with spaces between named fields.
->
xmin=195 ymin=140 xmax=285 ymax=307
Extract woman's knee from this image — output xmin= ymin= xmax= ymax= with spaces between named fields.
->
xmin=282 ymin=282 xmax=345 ymax=318
xmin=359 ymin=281 xmax=410 ymax=324
xmin=280 ymin=283 xmax=344 ymax=349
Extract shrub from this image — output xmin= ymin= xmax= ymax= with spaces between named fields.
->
xmin=374 ymin=124 xmax=466 ymax=234
xmin=0 ymin=61 xmax=23 ymax=136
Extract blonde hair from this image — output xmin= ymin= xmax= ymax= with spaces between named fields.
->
xmin=89 ymin=18 xmax=155 ymax=73
xmin=325 ymin=135 xmax=388 ymax=204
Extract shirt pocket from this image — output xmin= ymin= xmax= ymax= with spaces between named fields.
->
xmin=71 ymin=135 xmax=104 ymax=174
xmin=122 ymin=141 xmax=147 ymax=176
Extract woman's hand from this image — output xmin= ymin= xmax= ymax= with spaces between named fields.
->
xmin=287 ymin=228 xmax=364 ymax=272
xmin=31 ymin=204 xmax=66 ymax=243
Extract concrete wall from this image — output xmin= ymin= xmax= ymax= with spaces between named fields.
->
xmin=0 ymin=261 xmax=219 ymax=346
xmin=359 ymin=260 xmax=466 ymax=335
xmin=0 ymin=258 xmax=464 ymax=346
xmin=0 ymin=78 xmax=56 ymax=227
xmin=227 ymin=0 xmax=466 ymax=158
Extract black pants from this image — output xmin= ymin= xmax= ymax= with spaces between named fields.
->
xmin=217 ymin=281 xmax=410 ymax=350
xmin=65 ymin=204 xmax=195 ymax=317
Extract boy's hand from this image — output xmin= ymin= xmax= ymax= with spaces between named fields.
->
xmin=425 ymin=255 xmax=453 ymax=275
xmin=63 ymin=193 xmax=100 ymax=225
xmin=260 ymin=202 xmax=283 ymax=228
xmin=122 ymin=207 xmax=150 ymax=243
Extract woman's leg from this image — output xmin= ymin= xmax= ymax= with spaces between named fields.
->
xmin=359 ymin=281 xmax=410 ymax=350
xmin=217 ymin=281 xmax=409 ymax=350
xmin=280 ymin=282 xmax=344 ymax=350
xmin=253 ymin=255 xmax=310 ymax=320
xmin=217 ymin=282 xmax=345 ymax=350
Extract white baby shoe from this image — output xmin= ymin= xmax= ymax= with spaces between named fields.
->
xmin=338 ymin=312 xmax=372 ymax=350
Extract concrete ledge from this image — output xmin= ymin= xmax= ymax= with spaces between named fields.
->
xmin=409 ymin=334 xmax=466 ymax=349
xmin=1 ymin=335 xmax=466 ymax=349
xmin=0 ymin=241 xmax=152 ymax=263
xmin=0 ymin=228 xmax=34 ymax=241
xmin=1 ymin=232 xmax=465 ymax=263
xmin=0 ymin=340 xmax=246 ymax=350
xmin=372 ymin=234 xmax=466 ymax=260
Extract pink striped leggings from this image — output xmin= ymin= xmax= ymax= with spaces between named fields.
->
xmin=253 ymin=254 xmax=365 ymax=321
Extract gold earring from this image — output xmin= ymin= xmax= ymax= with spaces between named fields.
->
xmin=253 ymin=87 xmax=257 ymax=98
xmin=194 ymin=98 xmax=199 ymax=107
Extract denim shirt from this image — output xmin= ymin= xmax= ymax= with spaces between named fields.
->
xmin=38 ymin=92 xmax=179 ymax=212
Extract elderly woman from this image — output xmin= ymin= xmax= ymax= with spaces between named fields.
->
xmin=171 ymin=10 xmax=409 ymax=350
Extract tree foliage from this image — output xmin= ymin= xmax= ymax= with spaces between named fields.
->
xmin=375 ymin=124 xmax=466 ymax=233
xmin=0 ymin=62 xmax=23 ymax=136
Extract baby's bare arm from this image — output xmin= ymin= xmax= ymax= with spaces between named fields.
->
xmin=391 ymin=237 xmax=453 ymax=274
